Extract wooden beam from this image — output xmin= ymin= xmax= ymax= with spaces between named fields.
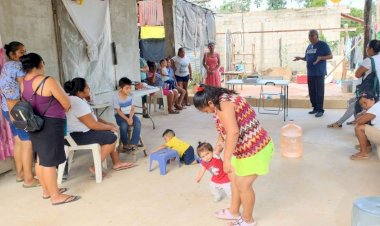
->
xmin=341 ymin=13 xmax=365 ymax=24
xmin=216 ymin=27 xmax=356 ymax=35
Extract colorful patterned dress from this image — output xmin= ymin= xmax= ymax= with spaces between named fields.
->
xmin=214 ymin=93 xmax=273 ymax=176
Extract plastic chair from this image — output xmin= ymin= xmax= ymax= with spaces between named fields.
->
xmin=258 ymin=81 xmax=285 ymax=115
xmin=148 ymin=88 xmax=168 ymax=115
xmin=352 ymin=196 xmax=380 ymax=226
xmin=149 ymin=149 xmax=181 ymax=175
xmin=57 ymin=134 xmax=108 ymax=184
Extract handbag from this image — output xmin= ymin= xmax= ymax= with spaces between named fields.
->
xmin=10 ymin=76 xmax=53 ymax=132
xmin=354 ymin=57 xmax=379 ymax=114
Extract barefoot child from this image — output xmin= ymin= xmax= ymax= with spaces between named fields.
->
xmin=195 ymin=142 xmax=231 ymax=202
xmin=151 ymin=129 xmax=196 ymax=165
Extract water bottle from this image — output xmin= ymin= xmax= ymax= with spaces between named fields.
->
xmin=281 ymin=120 xmax=303 ymax=158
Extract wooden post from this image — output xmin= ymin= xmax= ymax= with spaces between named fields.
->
xmin=162 ymin=0 xmax=175 ymax=57
xmin=364 ymin=0 xmax=372 ymax=58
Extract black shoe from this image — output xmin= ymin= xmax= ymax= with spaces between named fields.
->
xmin=142 ymin=114 xmax=150 ymax=118
xmin=315 ymin=112 xmax=324 ymax=117
xmin=308 ymin=109 xmax=318 ymax=114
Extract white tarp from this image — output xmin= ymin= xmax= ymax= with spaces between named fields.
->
xmin=62 ymin=0 xmax=109 ymax=61
xmin=57 ymin=0 xmax=114 ymax=93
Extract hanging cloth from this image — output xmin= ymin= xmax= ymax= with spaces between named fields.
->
xmin=0 ymin=34 xmax=5 ymax=71
xmin=62 ymin=0 xmax=109 ymax=61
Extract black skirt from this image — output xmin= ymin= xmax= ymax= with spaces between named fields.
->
xmin=29 ymin=117 xmax=66 ymax=167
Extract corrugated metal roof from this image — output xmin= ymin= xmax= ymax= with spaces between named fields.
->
xmin=138 ymin=0 xmax=164 ymax=26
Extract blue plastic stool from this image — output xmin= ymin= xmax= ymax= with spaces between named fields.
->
xmin=352 ymin=196 xmax=380 ymax=226
xmin=149 ymin=149 xmax=181 ymax=175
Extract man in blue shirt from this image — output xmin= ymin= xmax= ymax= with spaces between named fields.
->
xmin=294 ymin=29 xmax=333 ymax=117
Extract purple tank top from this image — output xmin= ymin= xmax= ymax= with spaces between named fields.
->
xmin=22 ymin=76 xmax=66 ymax=119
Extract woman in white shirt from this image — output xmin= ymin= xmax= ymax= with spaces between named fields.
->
xmin=328 ymin=39 xmax=380 ymax=128
xmin=172 ymin=48 xmax=192 ymax=106
xmin=352 ymin=91 xmax=380 ymax=160
xmin=64 ymin=78 xmax=135 ymax=174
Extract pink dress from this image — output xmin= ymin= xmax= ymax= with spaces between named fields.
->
xmin=204 ymin=53 xmax=221 ymax=87
xmin=0 ymin=99 xmax=14 ymax=160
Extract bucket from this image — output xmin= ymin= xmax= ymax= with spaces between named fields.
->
xmin=341 ymin=80 xmax=353 ymax=93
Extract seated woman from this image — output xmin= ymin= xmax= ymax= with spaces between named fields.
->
xmin=147 ymin=61 xmax=180 ymax=114
xmin=166 ymin=58 xmax=186 ymax=109
xmin=352 ymin=91 xmax=380 ymax=160
xmin=328 ymin=39 xmax=380 ymax=128
xmin=113 ymin=77 xmax=141 ymax=151
xmin=64 ymin=78 xmax=135 ymax=174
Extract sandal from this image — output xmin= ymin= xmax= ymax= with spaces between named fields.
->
xmin=346 ymin=121 xmax=356 ymax=125
xmin=227 ymin=217 xmax=257 ymax=226
xmin=22 ymin=179 xmax=41 ymax=188
xmin=350 ymin=152 xmax=370 ymax=160
xmin=214 ymin=208 xmax=240 ymax=220
xmin=174 ymin=104 xmax=183 ymax=110
xmin=168 ymin=110 xmax=180 ymax=114
xmin=52 ymin=195 xmax=81 ymax=206
xmin=355 ymin=144 xmax=372 ymax=151
xmin=43 ymin=188 xmax=68 ymax=199
xmin=327 ymin=123 xmax=342 ymax=128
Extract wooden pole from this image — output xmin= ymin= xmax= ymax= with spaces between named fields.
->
xmin=364 ymin=0 xmax=372 ymax=58
xmin=51 ymin=0 xmax=64 ymax=85
xmin=162 ymin=0 xmax=175 ymax=57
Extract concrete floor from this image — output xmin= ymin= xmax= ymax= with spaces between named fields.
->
xmin=0 ymin=106 xmax=379 ymax=226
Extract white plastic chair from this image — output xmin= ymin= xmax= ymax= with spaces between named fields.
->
xmin=57 ymin=134 xmax=108 ymax=184
xmin=148 ymin=88 xmax=168 ymax=115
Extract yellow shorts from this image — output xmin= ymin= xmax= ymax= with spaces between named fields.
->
xmin=231 ymin=140 xmax=274 ymax=177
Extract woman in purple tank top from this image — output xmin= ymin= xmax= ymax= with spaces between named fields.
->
xmin=20 ymin=53 xmax=80 ymax=205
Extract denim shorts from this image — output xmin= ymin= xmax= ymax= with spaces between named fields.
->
xmin=2 ymin=110 xmax=29 ymax=141
xmin=175 ymin=75 xmax=190 ymax=82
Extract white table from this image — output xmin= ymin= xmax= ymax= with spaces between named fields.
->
xmin=90 ymin=87 xmax=160 ymax=127
xmin=226 ymin=79 xmax=289 ymax=121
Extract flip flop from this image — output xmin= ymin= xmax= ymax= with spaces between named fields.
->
xmin=168 ymin=111 xmax=180 ymax=114
xmin=355 ymin=144 xmax=372 ymax=151
xmin=113 ymin=163 xmax=137 ymax=171
xmin=52 ymin=195 xmax=81 ymax=206
xmin=214 ymin=208 xmax=240 ymax=220
xmin=327 ymin=123 xmax=342 ymax=128
xmin=16 ymin=178 xmax=24 ymax=183
xmin=227 ymin=217 xmax=257 ymax=226
xmin=346 ymin=121 xmax=356 ymax=125
xmin=350 ymin=153 xmax=370 ymax=160
xmin=22 ymin=180 xmax=41 ymax=188
xmin=43 ymin=188 xmax=68 ymax=199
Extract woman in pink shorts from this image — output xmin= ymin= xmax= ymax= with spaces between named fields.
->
xmin=147 ymin=61 xmax=179 ymax=114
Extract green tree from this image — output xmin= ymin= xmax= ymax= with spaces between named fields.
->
xmin=341 ymin=8 xmax=364 ymax=38
xmin=297 ymin=0 xmax=327 ymax=7
xmin=267 ymin=0 xmax=286 ymax=10
xmin=219 ymin=0 xmax=252 ymax=12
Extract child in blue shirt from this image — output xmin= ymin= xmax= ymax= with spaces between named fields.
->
xmin=113 ymin=77 xmax=141 ymax=151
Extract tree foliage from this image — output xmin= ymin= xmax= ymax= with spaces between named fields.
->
xmin=297 ymin=0 xmax=327 ymax=7
xmin=219 ymin=0 xmax=252 ymax=12
xmin=341 ymin=8 xmax=364 ymax=38
xmin=267 ymin=0 xmax=287 ymax=10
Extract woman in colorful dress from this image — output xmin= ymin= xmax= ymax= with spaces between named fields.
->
xmin=193 ymin=84 xmax=274 ymax=226
xmin=203 ymin=42 xmax=221 ymax=87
